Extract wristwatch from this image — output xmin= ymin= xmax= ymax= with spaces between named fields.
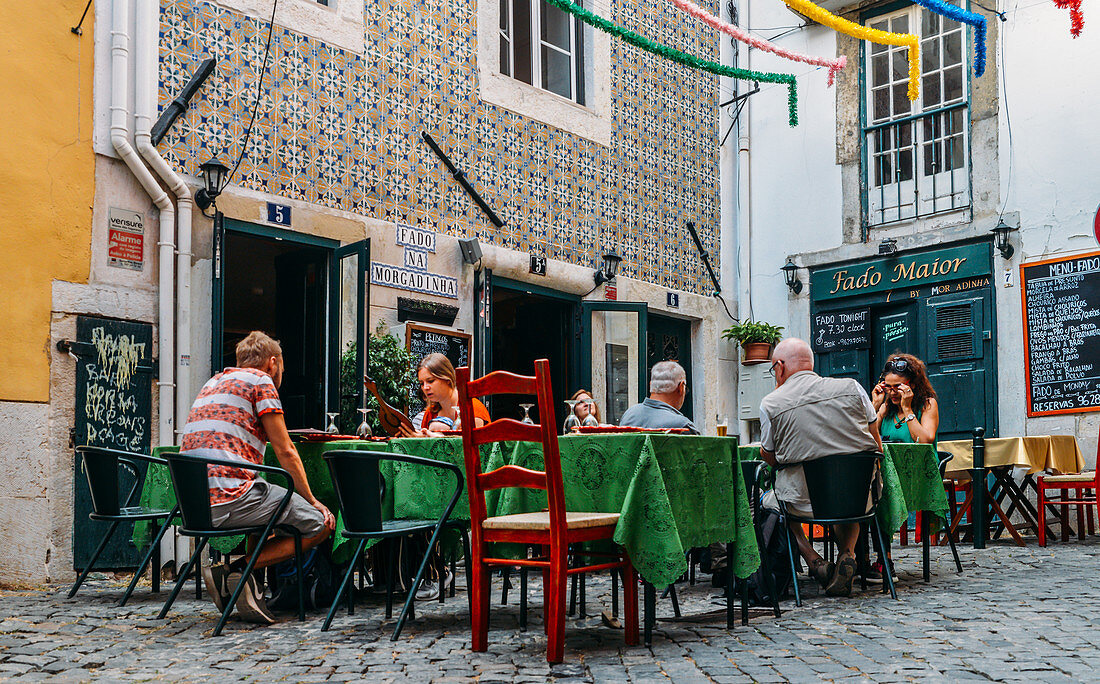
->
xmin=904 ymin=413 xmax=916 ymax=422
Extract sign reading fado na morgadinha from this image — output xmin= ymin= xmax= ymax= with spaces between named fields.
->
xmin=371 ymin=224 xmax=458 ymax=299
xmin=811 ymin=243 xmax=991 ymax=301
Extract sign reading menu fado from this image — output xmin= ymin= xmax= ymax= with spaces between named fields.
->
xmin=811 ymin=308 xmax=871 ymax=352
xmin=1021 ymin=251 xmax=1100 ymax=417
xmin=71 ymin=315 xmax=154 ymax=569
xmin=404 ymin=322 xmax=471 ymax=415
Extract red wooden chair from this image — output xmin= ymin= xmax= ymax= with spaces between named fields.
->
xmin=457 ymin=359 xmax=638 ymax=663
xmin=1037 ymin=461 xmax=1099 ymax=546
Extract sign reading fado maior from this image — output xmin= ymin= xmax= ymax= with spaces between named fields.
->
xmin=811 ymin=243 xmax=991 ymax=301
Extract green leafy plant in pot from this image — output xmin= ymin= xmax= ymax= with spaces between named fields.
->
xmin=721 ymin=321 xmax=784 ymax=364
xmin=339 ymin=323 xmax=417 ymax=434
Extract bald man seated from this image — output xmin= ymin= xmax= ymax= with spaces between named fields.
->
xmin=758 ymin=338 xmax=883 ymax=598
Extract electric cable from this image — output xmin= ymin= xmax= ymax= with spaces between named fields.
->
xmin=222 ymin=0 xmax=279 ymax=191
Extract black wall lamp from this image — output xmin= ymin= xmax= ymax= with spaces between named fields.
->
xmin=593 ymin=251 xmax=622 ymax=286
xmin=991 ymin=218 xmax=1018 ymax=259
xmin=781 ymin=258 xmax=803 ymax=294
xmin=195 ymin=157 xmax=229 ymax=216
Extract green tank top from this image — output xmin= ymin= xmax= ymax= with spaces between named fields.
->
xmin=879 ymin=408 xmax=937 ymax=449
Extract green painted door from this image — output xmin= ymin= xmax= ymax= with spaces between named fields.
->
xmin=924 ymin=290 xmax=996 ymax=440
xmin=646 ymin=314 xmax=693 ymax=420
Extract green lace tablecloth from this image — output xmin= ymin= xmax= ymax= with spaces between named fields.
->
xmin=136 ymin=435 xmax=760 ymax=587
xmin=737 ymin=443 xmax=948 ymax=534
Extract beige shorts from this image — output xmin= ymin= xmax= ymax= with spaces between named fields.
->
xmin=210 ymin=479 xmax=326 ymax=537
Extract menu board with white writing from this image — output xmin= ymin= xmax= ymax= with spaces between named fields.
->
xmin=72 ymin=316 xmax=153 ymax=569
xmin=1022 ymin=252 xmax=1100 ymax=417
xmin=405 ymin=323 xmax=471 ymax=415
xmin=812 ymin=308 xmax=871 ymax=353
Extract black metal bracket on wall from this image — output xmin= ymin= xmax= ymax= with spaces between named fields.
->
xmin=421 ymin=131 xmax=506 ymax=228
xmin=56 ymin=339 xmax=157 ymax=377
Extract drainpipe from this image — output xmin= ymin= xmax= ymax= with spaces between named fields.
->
xmin=134 ymin=0 xmax=192 ymax=441
xmin=111 ymin=0 xmax=175 ymax=447
xmin=736 ymin=1 xmax=753 ymax=443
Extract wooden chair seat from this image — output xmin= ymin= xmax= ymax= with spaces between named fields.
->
xmin=482 ymin=511 xmax=620 ymax=531
xmin=1042 ymin=472 xmax=1096 ymax=484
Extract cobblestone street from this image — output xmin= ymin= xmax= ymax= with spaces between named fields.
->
xmin=2 ymin=539 xmax=1098 ymax=682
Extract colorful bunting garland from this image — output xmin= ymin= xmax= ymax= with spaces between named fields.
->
xmin=1053 ymin=0 xmax=1085 ymax=37
xmin=543 ymin=0 xmax=800 ymax=126
xmin=667 ymin=0 xmax=848 ymax=85
xmin=784 ymin=0 xmax=921 ymax=101
xmin=911 ymin=0 xmax=987 ymax=76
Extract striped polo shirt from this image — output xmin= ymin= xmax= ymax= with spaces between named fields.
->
xmin=181 ymin=367 xmax=283 ymax=505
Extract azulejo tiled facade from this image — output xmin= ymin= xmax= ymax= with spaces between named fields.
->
xmin=160 ymin=0 xmax=721 ymax=294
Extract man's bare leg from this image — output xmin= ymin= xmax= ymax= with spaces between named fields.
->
xmin=242 ymin=526 xmax=332 ymax=570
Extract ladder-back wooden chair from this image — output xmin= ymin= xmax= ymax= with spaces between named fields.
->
xmin=457 ymin=358 xmax=638 ymax=663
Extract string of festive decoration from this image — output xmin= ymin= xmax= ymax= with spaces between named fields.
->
xmin=911 ymin=0 xmax=987 ymax=76
xmin=667 ymin=0 xmax=847 ymax=85
xmin=1053 ymin=0 xmax=1084 ymax=37
xmin=783 ymin=0 xmax=921 ymax=101
xmin=543 ymin=0 xmax=800 ymax=126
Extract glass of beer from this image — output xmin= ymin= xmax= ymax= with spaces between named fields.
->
xmin=717 ymin=415 xmax=728 ymax=437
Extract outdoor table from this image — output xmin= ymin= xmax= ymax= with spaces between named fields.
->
xmin=938 ymin=435 xmax=1085 ymax=544
xmin=738 ymin=443 xmax=949 ymax=580
xmin=135 ymin=434 xmax=760 ymax=642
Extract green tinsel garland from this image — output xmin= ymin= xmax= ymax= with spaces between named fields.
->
xmin=544 ymin=0 xmax=798 ymax=126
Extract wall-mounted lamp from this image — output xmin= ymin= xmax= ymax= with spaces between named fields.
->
xmin=195 ymin=157 xmax=229 ymax=215
xmin=991 ymin=218 xmax=1018 ymax=259
xmin=593 ymin=251 xmax=622 ymax=286
xmin=878 ymin=237 xmax=898 ymax=256
xmin=781 ymin=258 xmax=803 ymax=294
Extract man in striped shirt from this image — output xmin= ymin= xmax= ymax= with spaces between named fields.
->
xmin=182 ymin=331 xmax=334 ymax=623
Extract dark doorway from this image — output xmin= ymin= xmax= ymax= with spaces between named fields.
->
xmin=221 ymin=231 xmax=329 ymax=430
xmin=647 ymin=314 xmax=693 ymax=420
xmin=491 ymin=286 xmax=576 ymax=429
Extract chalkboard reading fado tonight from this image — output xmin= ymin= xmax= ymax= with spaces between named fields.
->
xmin=1021 ymin=251 xmax=1100 ymax=417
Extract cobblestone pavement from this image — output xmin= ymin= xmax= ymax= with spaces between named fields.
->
xmin=2 ymin=540 xmax=1099 ymax=682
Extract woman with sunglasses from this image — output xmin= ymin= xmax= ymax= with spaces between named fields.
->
xmin=871 ymin=354 xmax=939 ymax=446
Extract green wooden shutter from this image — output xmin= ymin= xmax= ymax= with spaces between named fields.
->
xmin=925 ymin=293 xmax=989 ymax=439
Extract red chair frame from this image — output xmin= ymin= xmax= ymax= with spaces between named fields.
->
xmin=1037 ymin=456 xmax=1099 ymax=547
xmin=457 ymin=359 xmax=638 ymax=663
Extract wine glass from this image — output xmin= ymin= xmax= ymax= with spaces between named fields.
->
xmin=563 ymin=400 xmax=581 ymax=434
xmin=356 ymin=408 xmax=373 ymax=439
xmin=582 ymin=402 xmax=599 ymax=428
xmin=325 ymin=412 xmax=339 ymax=434
xmin=519 ymin=403 xmax=535 ymax=424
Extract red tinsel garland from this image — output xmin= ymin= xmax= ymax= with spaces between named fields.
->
xmin=1053 ymin=0 xmax=1084 ymax=37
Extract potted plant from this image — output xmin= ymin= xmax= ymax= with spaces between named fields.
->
xmin=721 ymin=320 xmax=784 ymax=364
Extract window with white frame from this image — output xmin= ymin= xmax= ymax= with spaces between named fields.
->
xmin=865 ymin=4 xmax=969 ymax=225
xmin=499 ymin=0 xmax=586 ymax=105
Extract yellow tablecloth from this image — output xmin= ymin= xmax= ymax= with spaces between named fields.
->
xmin=939 ymin=435 xmax=1084 ymax=476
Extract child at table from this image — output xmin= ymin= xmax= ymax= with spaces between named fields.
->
xmin=400 ymin=353 xmax=490 ymax=437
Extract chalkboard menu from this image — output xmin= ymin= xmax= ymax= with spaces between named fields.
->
xmin=812 ymin=308 xmax=871 ymax=353
xmin=404 ymin=323 xmax=471 ymax=415
xmin=72 ymin=316 xmax=153 ymax=570
xmin=1022 ymin=251 xmax=1100 ymax=417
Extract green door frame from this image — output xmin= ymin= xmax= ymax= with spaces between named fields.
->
xmin=580 ymin=301 xmax=649 ymax=405
xmin=210 ymin=215 xmax=341 ymax=378
xmin=491 ymin=276 xmax=583 ymax=385
xmin=329 ymin=239 xmax=371 ymax=415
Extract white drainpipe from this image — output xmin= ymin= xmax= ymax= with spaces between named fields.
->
xmin=134 ymin=0 xmax=192 ymax=441
xmin=111 ymin=0 xmax=175 ymax=447
xmin=736 ymin=0 xmax=753 ymax=443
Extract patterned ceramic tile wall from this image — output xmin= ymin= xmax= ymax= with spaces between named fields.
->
xmin=160 ymin=0 xmax=721 ymax=294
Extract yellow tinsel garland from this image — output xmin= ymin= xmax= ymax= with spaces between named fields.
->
xmin=784 ymin=0 xmax=920 ymax=101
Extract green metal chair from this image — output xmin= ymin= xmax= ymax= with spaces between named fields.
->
xmin=320 ymin=449 xmax=468 ymax=640
xmin=68 ymin=446 xmax=179 ymax=607
xmin=156 ymin=451 xmax=305 ymax=636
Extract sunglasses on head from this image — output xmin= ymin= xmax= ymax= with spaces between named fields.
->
xmin=883 ymin=358 xmax=909 ymax=375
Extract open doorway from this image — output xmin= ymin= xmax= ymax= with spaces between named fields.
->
xmin=219 ymin=228 xmax=331 ymax=430
xmin=490 ymin=283 xmax=576 ymax=428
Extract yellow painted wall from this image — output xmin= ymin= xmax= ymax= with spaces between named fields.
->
xmin=0 ymin=2 xmax=94 ymax=402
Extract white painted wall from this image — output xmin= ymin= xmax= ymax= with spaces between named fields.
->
xmin=741 ymin=0 xmax=1100 ymax=463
